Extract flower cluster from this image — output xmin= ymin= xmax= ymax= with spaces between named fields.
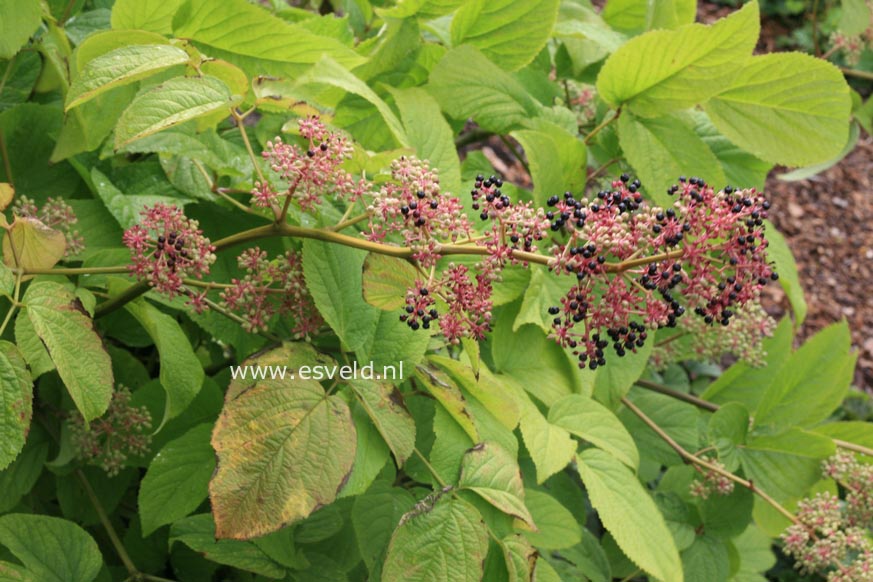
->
xmin=546 ymin=175 xmax=776 ymax=370
xmin=781 ymin=454 xmax=873 ymax=581
xmin=220 ymin=247 xmax=322 ymax=336
xmin=68 ymin=386 xmax=152 ymax=476
xmin=255 ymin=116 xmax=370 ymax=211
xmin=829 ymin=3 xmax=873 ymax=66
xmin=123 ymin=203 xmax=216 ymax=298
xmin=13 ymin=195 xmax=85 ymax=257
xmin=367 ymin=156 xmax=472 ymax=267
xmin=689 ymin=458 xmax=735 ymax=499
xmin=557 ymin=80 xmax=598 ymax=126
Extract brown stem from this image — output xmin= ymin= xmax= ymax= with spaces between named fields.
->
xmin=841 ymin=67 xmax=873 ymax=81
xmin=329 ymin=211 xmax=371 ymax=232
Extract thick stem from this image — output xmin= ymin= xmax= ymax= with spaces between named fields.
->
xmin=584 ymin=109 xmax=620 ymax=145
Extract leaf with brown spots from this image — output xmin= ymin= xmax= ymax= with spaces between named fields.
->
xmin=348 ymin=379 xmax=415 ymax=466
xmin=209 ymin=343 xmax=356 ymax=540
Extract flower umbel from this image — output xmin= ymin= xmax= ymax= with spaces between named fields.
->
xmin=13 ymin=195 xmax=85 ymax=257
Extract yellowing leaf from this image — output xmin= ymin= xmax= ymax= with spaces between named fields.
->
xmin=361 ymin=253 xmax=417 ymax=311
xmin=459 ymin=442 xmax=536 ymax=529
xmin=2 ymin=217 xmax=66 ymax=272
xmin=0 ymin=183 xmax=13 ymax=211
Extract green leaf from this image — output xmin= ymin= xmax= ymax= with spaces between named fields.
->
xmin=522 ymin=489 xmax=582 ymax=550
xmin=391 ymin=87 xmax=462 ymax=197
xmin=700 ymin=486 xmax=753 ymax=540
xmin=209 ymin=343 xmax=356 ymax=539
xmin=23 ymin=282 xmax=113 ymax=422
xmin=138 ymin=423 xmax=215 ymax=536
xmin=689 ymin=110 xmax=771 ymax=190
xmin=707 ymin=402 xmax=749 ymax=471
xmin=0 ymin=52 xmax=41 ymax=113
xmin=813 ymin=421 xmax=873 ymax=454
xmin=516 ymin=389 xmax=576 ymax=484
xmin=597 ymin=1 xmax=759 ymax=117
xmin=341 ymin=401 xmax=391 ymax=497
xmin=173 ymin=0 xmax=364 ymax=76
xmin=618 ymin=111 xmax=726 ymax=207
xmin=121 ymin=293 xmax=204 ymax=424
xmin=619 ymin=391 xmax=699 ymax=467
xmin=549 ymin=394 xmax=639 ymax=470
xmin=382 ymin=496 xmax=489 ymax=582
xmin=514 ymin=267 xmax=575 ymax=334
xmin=592 ymin=335 xmax=653 ymax=410
xmin=91 ymin=168 xmax=188 ymax=230
xmin=66 ymin=45 xmax=189 ymax=110
xmin=0 ymin=425 xmax=48 ymax=513
xmin=511 ymin=121 xmax=587 ymax=208
xmin=459 ymin=442 xmax=536 ymax=529
xmin=0 ymin=341 xmax=31 ymax=471
xmin=577 ymin=449 xmax=683 ymax=582
xmin=414 ymin=365 xmax=479 ymax=442
xmin=648 ymin=0 xmax=696 ymax=29
xmin=428 ymin=45 xmax=541 ymax=134
xmin=169 ymin=514 xmax=285 ymax=578
xmin=501 ymin=534 xmax=538 ymax=581
xmin=839 ymin=0 xmax=872 ymax=35
xmin=0 ymin=560 xmax=31 ymax=581
xmin=764 ymin=222 xmax=807 ymax=324
xmin=348 ymin=379 xmax=416 ymax=466
xmin=0 ymin=0 xmax=42 ymax=60
xmin=739 ymin=428 xmax=835 ymax=502
xmin=729 ymin=525 xmax=776 ymax=582
xmin=111 ymin=0 xmax=185 ymax=33
xmin=351 ymin=483 xmax=416 ymax=575
xmin=703 ymin=53 xmax=852 ymax=166
xmin=115 ymin=76 xmax=238 ymax=148
xmin=0 ymin=514 xmax=102 ymax=582
xmin=2 ymin=217 xmax=66 ymax=272
xmin=450 ymin=0 xmax=560 ymax=71
xmin=428 ymin=355 xmax=521 ymax=430
xmin=681 ymin=535 xmax=730 ymax=582
xmin=755 ymin=321 xmax=855 ymax=429
xmin=361 ymin=253 xmax=417 ymax=311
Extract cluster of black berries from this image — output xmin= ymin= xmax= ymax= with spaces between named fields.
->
xmin=545 ymin=191 xmax=586 ymax=231
xmin=155 ymin=231 xmax=188 ymax=272
xmin=470 ymin=174 xmax=507 ymax=220
xmin=400 ymin=287 xmax=438 ymax=330
xmin=399 ymin=189 xmax=441 ymax=228
xmin=305 ymin=142 xmax=330 ymax=157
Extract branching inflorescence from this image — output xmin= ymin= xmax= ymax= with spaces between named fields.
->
xmin=119 ymin=117 xmax=777 ymax=365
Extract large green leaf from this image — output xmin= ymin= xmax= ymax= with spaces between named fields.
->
xmin=382 ymin=496 xmax=489 ymax=582
xmin=428 ymin=355 xmax=521 ymax=430
xmin=121 ymin=293 xmax=204 ymax=424
xmin=754 ymin=321 xmax=855 ymax=429
xmin=91 ymin=168 xmax=188 ymax=230
xmin=0 ymin=514 xmax=102 ymax=582
xmin=681 ymin=535 xmax=730 ymax=582
xmin=703 ymin=53 xmax=851 ymax=166
xmin=511 ymin=120 xmax=587 ymax=208
xmin=515 ymin=388 xmax=576 ymax=483
xmin=618 ymin=111 xmax=726 ymax=207
xmin=66 ymin=45 xmax=189 ymax=110
xmin=209 ymin=344 xmax=356 ymax=539
xmin=351 ymin=483 xmax=416 ymax=575
xmin=23 ymin=282 xmax=113 ymax=422
xmin=115 ymin=75 xmax=238 ymax=148
xmin=459 ymin=442 xmax=536 ymax=528
xmin=597 ymin=1 xmax=758 ymax=117
xmin=728 ymin=525 xmax=776 ymax=582
xmin=577 ymin=449 xmax=683 ymax=582
xmin=428 ymin=45 xmax=542 ymax=134
xmin=138 ymin=423 xmax=215 ymax=536
xmin=549 ymin=394 xmax=639 ymax=470
xmin=0 ymin=341 xmax=31 ymax=471
xmin=111 ymin=0 xmax=185 ymax=33
xmin=348 ymin=379 xmax=416 ymax=466
xmin=169 ymin=514 xmax=285 ymax=577
xmin=450 ymin=0 xmax=560 ymax=71
xmin=0 ymin=0 xmax=42 ymax=59
xmin=689 ymin=110 xmax=771 ymax=190
xmin=839 ymin=0 xmax=872 ymax=35
xmin=522 ymin=489 xmax=582 ymax=550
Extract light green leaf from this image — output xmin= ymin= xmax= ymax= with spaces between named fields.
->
xmin=115 ymin=76 xmax=238 ymax=148
xmin=764 ymin=222 xmax=807 ymax=324
xmin=704 ymin=53 xmax=852 ymax=166
xmin=511 ymin=121 xmax=587 ymax=208
xmin=209 ymin=344 xmax=356 ymax=539
xmin=0 ymin=341 xmax=31 ymax=471
xmin=522 ymin=489 xmax=582 ymax=550
xmin=689 ymin=110 xmax=771 ymax=190
xmin=111 ymin=0 xmax=185 ymax=33
xmin=0 ymin=0 xmax=42 ymax=60
xmin=648 ymin=0 xmax=696 ymax=29
xmin=429 ymin=355 xmax=521 ymax=430
xmin=428 ymin=45 xmax=542 ymax=134
xmin=597 ymin=1 xmax=759 ymax=116
xmin=382 ymin=496 xmax=489 ymax=582
xmin=707 ymin=402 xmax=749 ymax=471
xmin=501 ymin=534 xmax=538 ymax=581
xmin=459 ymin=442 xmax=536 ymax=529
xmin=414 ymin=365 xmax=479 ymax=442
xmin=391 ymin=87 xmax=462 ymax=197
xmin=450 ymin=0 xmax=560 ymax=71
xmin=66 ymin=45 xmax=189 ymax=110
xmin=592 ymin=334 xmax=653 ymax=410
xmin=2 ymin=217 xmax=66 ymax=272
xmin=0 ymin=514 xmax=102 ymax=582
xmin=349 ymin=379 xmax=416 ymax=466
xmin=138 ymin=423 xmax=215 ymax=536
xmin=341 ymin=402 xmax=391 ymax=497
xmin=728 ymin=525 xmax=776 ymax=582
xmin=121 ymin=293 xmax=204 ymax=424
xmin=23 ymin=282 xmax=113 ymax=422
xmin=577 ymin=449 xmax=683 ymax=582
xmin=618 ymin=111 xmax=726 ymax=208
xmin=755 ymin=321 xmax=855 ymax=429
xmin=839 ymin=0 xmax=873 ymax=35
xmin=549 ymin=394 xmax=639 ymax=470
xmin=777 ymin=122 xmax=860 ymax=182
xmin=516 ymin=389 xmax=577 ymax=484
xmin=681 ymin=535 xmax=730 ymax=582
xmin=361 ymin=253 xmax=417 ymax=311
xmin=169 ymin=514 xmax=285 ymax=577
xmin=739 ymin=428 xmax=835 ymax=502
xmin=351 ymin=483 xmax=416 ymax=575
xmin=602 ymin=0 xmax=649 ymax=34
xmin=813 ymin=421 xmax=873 ymax=455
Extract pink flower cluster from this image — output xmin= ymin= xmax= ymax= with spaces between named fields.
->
xmin=14 ymin=195 xmax=85 ymax=257
xmin=123 ymin=203 xmax=216 ymax=298
xmin=688 ymin=458 xmax=735 ymax=499
xmin=254 ymin=116 xmax=369 ymax=211
xmin=367 ymin=156 xmax=472 ymax=267
xmin=220 ymin=247 xmax=322 ymax=336
xmin=68 ymin=386 xmax=152 ymax=476
xmin=781 ymin=454 xmax=873 ymax=582
xmin=547 ymin=175 xmax=776 ymax=370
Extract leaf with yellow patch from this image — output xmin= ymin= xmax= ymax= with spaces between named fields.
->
xmin=0 ymin=183 xmax=13 ymax=211
xmin=2 ymin=217 xmax=66 ymax=272
xmin=361 ymin=253 xmax=418 ymax=311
